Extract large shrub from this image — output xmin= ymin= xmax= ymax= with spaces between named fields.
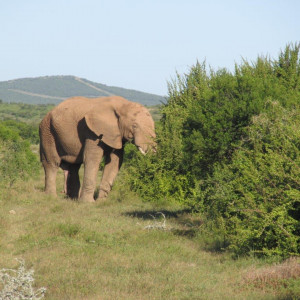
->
xmin=124 ymin=44 xmax=300 ymax=256
xmin=202 ymin=103 xmax=300 ymax=256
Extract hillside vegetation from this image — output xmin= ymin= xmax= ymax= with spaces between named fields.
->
xmin=0 ymin=76 xmax=165 ymax=105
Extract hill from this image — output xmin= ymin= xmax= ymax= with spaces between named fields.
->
xmin=0 ymin=76 xmax=165 ymax=106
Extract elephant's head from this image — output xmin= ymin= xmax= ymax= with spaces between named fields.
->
xmin=84 ymin=97 xmax=156 ymax=154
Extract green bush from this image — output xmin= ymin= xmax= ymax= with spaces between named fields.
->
xmin=124 ymin=43 xmax=300 ymax=256
xmin=0 ymin=122 xmax=39 ymax=187
xmin=1 ymin=120 xmax=39 ymax=144
xmin=202 ymin=103 xmax=300 ymax=256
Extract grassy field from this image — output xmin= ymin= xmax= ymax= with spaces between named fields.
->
xmin=0 ymin=168 xmax=299 ymax=300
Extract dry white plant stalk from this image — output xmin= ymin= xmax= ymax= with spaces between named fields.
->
xmin=144 ymin=212 xmax=169 ymax=231
xmin=0 ymin=259 xmax=46 ymax=300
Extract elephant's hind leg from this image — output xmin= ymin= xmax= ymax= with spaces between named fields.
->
xmin=60 ymin=162 xmax=69 ymax=194
xmin=43 ymin=163 xmax=59 ymax=196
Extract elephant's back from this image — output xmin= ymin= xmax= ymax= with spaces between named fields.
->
xmin=53 ymin=97 xmax=95 ymax=120
xmin=49 ymin=98 xmax=94 ymax=162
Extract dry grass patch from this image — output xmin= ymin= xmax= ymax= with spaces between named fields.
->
xmin=244 ymin=257 xmax=300 ymax=288
xmin=242 ymin=257 xmax=300 ymax=299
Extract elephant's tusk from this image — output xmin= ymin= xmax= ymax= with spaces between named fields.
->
xmin=138 ymin=147 xmax=146 ymax=155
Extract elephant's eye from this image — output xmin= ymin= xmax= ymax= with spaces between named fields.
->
xmin=132 ymin=123 xmax=138 ymax=130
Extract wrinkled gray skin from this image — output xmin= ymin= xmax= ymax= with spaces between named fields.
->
xmin=39 ymin=96 xmax=156 ymax=202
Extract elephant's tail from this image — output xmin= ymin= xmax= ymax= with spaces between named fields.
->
xmin=39 ymin=112 xmax=55 ymax=164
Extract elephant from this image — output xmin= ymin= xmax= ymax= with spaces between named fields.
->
xmin=39 ymin=96 xmax=156 ymax=202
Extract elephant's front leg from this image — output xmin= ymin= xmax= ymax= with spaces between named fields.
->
xmin=62 ymin=169 xmax=68 ymax=194
xmin=98 ymin=148 xmax=124 ymax=199
xmin=80 ymin=139 xmax=104 ymax=202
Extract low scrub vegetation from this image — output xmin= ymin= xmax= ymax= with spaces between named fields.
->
xmin=0 ymin=101 xmax=53 ymax=124
xmin=0 ymin=122 xmax=39 ymax=187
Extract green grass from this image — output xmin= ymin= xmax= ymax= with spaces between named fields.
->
xmin=0 ymin=168 xmax=299 ymax=299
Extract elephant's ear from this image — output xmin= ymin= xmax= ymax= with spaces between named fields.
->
xmin=84 ymin=110 xmax=122 ymax=149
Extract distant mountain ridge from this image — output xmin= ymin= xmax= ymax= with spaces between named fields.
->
xmin=0 ymin=76 xmax=165 ymax=106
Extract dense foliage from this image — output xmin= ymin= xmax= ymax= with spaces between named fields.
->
xmin=0 ymin=101 xmax=52 ymax=145
xmin=124 ymin=44 xmax=300 ymax=256
xmin=0 ymin=120 xmax=39 ymax=144
xmin=0 ymin=121 xmax=39 ymax=187
xmin=0 ymin=101 xmax=54 ymax=125
xmin=203 ymin=103 xmax=300 ymax=256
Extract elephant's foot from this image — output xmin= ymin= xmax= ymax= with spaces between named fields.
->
xmin=79 ymin=191 xmax=95 ymax=203
xmin=80 ymin=196 xmax=95 ymax=203
xmin=44 ymin=188 xmax=57 ymax=197
xmin=98 ymin=189 xmax=109 ymax=200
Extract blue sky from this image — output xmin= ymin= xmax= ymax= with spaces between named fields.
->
xmin=1 ymin=0 xmax=300 ymax=95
